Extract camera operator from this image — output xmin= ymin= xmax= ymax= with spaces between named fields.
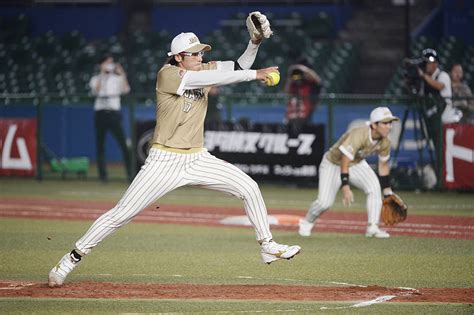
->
xmin=417 ymin=48 xmax=459 ymax=151
xmin=284 ymin=60 xmax=322 ymax=137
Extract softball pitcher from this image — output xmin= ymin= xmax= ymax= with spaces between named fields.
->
xmin=299 ymin=107 xmax=399 ymax=238
xmin=49 ymin=13 xmax=300 ymax=288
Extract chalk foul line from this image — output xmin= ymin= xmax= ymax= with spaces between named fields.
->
xmin=320 ymin=295 xmax=397 ymax=310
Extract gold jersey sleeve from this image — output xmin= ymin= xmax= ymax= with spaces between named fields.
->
xmin=157 ymin=64 xmax=184 ymax=94
xmin=326 ymin=126 xmax=391 ymax=165
xmin=152 ymin=63 xmax=217 ymax=149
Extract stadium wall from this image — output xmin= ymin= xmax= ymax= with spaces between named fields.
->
xmin=0 ymin=4 xmax=351 ymax=39
xmin=413 ymin=0 xmax=474 ymax=44
xmin=152 ymin=4 xmax=352 ymax=38
xmin=0 ymin=7 xmax=124 ymax=39
xmin=442 ymin=0 xmax=474 ymax=44
xmin=0 ymin=103 xmax=424 ymax=165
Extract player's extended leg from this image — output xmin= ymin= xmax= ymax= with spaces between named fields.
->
xmin=76 ymin=148 xmax=189 ymax=254
xmin=185 ymin=151 xmax=300 ymax=264
xmin=349 ymin=160 xmax=388 ymax=238
xmin=299 ymin=157 xmax=340 ymax=236
xmin=49 ymin=148 xmax=188 ymax=287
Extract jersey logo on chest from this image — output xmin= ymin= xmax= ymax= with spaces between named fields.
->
xmin=357 ymin=144 xmax=380 ymax=158
xmin=182 ymin=88 xmax=205 ymax=113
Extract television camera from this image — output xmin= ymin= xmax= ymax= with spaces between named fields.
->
xmin=402 ymin=57 xmax=426 ymax=95
xmin=402 ymin=48 xmax=439 ymax=95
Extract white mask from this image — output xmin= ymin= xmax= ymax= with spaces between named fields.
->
xmin=104 ymin=63 xmax=115 ymax=72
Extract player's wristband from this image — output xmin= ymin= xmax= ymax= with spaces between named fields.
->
xmin=341 ymin=173 xmax=349 ymax=187
xmin=379 ymin=175 xmax=391 ymax=189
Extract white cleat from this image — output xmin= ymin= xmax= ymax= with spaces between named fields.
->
xmin=48 ymin=253 xmax=80 ymax=288
xmin=298 ymin=218 xmax=314 ymax=237
xmin=260 ymin=239 xmax=301 ymax=264
xmin=365 ymin=224 xmax=390 ymax=238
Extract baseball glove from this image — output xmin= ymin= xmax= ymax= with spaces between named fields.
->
xmin=381 ymin=193 xmax=408 ymax=226
xmin=246 ymin=11 xmax=273 ymax=42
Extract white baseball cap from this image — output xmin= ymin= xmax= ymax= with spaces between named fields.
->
xmin=369 ymin=107 xmax=400 ymax=124
xmin=167 ymin=32 xmax=211 ymax=56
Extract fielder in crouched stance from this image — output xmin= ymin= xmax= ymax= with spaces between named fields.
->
xmin=299 ymin=107 xmax=399 ymax=238
xmin=49 ymin=13 xmax=300 ymax=288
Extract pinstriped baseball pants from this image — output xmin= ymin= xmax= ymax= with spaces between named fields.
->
xmin=75 ymin=148 xmax=273 ymax=255
xmin=305 ymin=155 xmax=383 ymax=225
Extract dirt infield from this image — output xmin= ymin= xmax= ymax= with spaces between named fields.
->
xmin=1 ymin=198 xmax=473 ymax=304
xmin=1 ymin=281 xmax=473 ymax=303
xmin=1 ymin=198 xmax=473 ymax=239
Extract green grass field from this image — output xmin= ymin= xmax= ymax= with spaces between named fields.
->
xmin=0 ymin=178 xmax=473 ymax=314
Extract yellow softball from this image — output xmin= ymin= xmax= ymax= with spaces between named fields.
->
xmin=265 ymin=71 xmax=280 ymax=87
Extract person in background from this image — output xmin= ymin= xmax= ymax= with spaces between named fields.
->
xmin=284 ymin=60 xmax=322 ymax=137
xmin=299 ymin=107 xmax=400 ymax=239
xmin=89 ymin=55 xmax=132 ymax=183
xmin=418 ymin=49 xmax=460 ymax=142
xmin=450 ymin=63 xmax=473 ymax=123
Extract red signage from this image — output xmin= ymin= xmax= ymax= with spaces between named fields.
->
xmin=0 ymin=119 xmax=37 ymax=177
xmin=443 ymin=124 xmax=474 ymax=189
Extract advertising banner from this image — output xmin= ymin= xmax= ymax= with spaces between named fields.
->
xmin=443 ymin=124 xmax=474 ymax=189
xmin=136 ymin=121 xmax=324 ymax=184
xmin=0 ymin=118 xmax=37 ymax=177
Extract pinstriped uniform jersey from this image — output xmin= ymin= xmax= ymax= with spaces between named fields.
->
xmin=152 ymin=62 xmax=217 ymax=149
xmin=326 ymin=126 xmax=391 ymax=166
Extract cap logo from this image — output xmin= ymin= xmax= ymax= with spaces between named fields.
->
xmin=167 ymin=32 xmax=211 ymax=57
